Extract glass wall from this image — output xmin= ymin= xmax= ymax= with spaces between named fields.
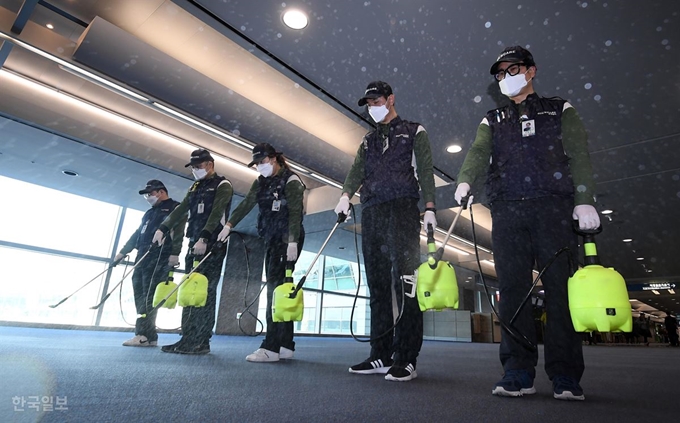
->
xmin=256 ymin=251 xmax=370 ymax=336
xmin=0 ymin=175 xmax=367 ymax=336
xmin=0 ymin=175 xmax=183 ymax=329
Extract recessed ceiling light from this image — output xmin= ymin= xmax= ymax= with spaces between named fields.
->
xmin=637 ymin=257 xmax=644 ymax=261
xmin=622 ymin=238 xmax=633 ymax=242
xmin=446 ymin=145 xmax=463 ymax=153
xmin=646 ymin=269 xmax=653 ymax=273
xmin=282 ymin=9 xmax=308 ymax=30
xmin=61 ymin=169 xmax=79 ymax=177
xmin=651 ymin=290 xmax=660 ymax=295
xmin=601 ymin=209 xmax=613 ymax=215
xmin=46 ymin=23 xmax=54 ymax=29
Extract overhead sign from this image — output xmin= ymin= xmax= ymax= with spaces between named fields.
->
xmin=628 ymin=282 xmax=677 ymax=292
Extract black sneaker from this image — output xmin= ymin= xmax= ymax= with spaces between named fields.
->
xmin=161 ymin=339 xmax=186 ymax=354
xmin=385 ymin=363 xmax=417 ymax=382
xmin=552 ymin=375 xmax=585 ymax=401
xmin=348 ymin=358 xmax=393 ymax=374
xmin=176 ymin=342 xmax=210 ymax=355
xmin=492 ymin=369 xmax=536 ymax=397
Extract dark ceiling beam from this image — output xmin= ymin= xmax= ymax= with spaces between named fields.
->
xmin=0 ymin=40 xmax=13 ymax=67
xmin=10 ymin=0 xmax=39 ymax=34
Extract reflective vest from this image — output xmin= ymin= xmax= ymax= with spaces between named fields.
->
xmin=257 ymin=168 xmax=304 ymax=244
xmin=361 ymin=116 xmax=421 ymax=208
xmin=186 ymin=174 xmax=232 ymax=242
xmin=486 ymin=94 xmax=573 ymax=202
xmin=137 ymin=198 xmax=179 ymax=255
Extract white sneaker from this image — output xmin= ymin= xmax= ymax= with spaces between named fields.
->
xmin=279 ymin=347 xmax=294 ymax=359
xmin=246 ymin=348 xmax=280 ymax=362
xmin=122 ymin=335 xmax=157 ymax=347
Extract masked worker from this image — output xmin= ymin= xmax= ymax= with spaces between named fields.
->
xmin=152 ymin=149 xmax=233 ymax=355
xmin=334 ymin=80 xmax=437 ymax=382
xmin=455 ymin=46 xmax=600 ymax=400
xmin=218 ymin=143 xmax=305 ymax=362
xmin=116 ymin=180 xmax=185 ymax=347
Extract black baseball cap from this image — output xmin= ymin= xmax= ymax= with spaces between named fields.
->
xmin=139 ymin=179 xmax=167 ymax=195
xmin=184 ymin=149 xmax=215 ymax=167
xmin=490 ymin=46 xmax=536 ymax=75
xmin=248 ymin=143 xmax=279 ymax=167
xmin=357 ymin=81 xmax=393 ymax=106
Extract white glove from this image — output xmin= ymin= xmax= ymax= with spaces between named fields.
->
xmin=193 ymin=239 xmax=208 ymax=256
xmin=454 ymin=183 xmax=470 ymax=205
xmin=423 ymin=210 xmax=437 ymax=233
xmin=286 ymin=242 xmax=298 ymax=262
xmin=573 ymin=204 xmax=600 ymax=230
xmin=168 ymin=255 xmax=180 ymax=267
xmin=152 ymin=229 xmax=165 ymax=246
xmin=114 ymin=253 xmax=125 ymax=264
xmin=217 ymin=225 xmax=231 ymax=243
xmin=334 ymin=196 xmax=351 ymax=217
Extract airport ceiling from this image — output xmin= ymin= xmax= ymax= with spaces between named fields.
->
xmin=0 ymin=0 xmax=678 ymax=316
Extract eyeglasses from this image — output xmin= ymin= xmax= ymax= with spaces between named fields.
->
xmin=494 ymin=63 xmax=526 ymax=81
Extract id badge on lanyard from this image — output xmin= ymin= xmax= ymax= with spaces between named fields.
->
xmin=521 ymin=119 xmax=535 ymax=137
xmin=272 ymin=192 xmax=281 ymax=211
xmin=197 ymin=202 xmax=205 ymax=214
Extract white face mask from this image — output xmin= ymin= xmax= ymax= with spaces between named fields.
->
xmin=192 ymin=168 xmax=208 ymax=180
xmin=145 ymin=195 xmax=158 ymax=206
xmin=257 ymin=162 xmax=274 ymax=178
xmin=499 ymin=71 xmax=529 ymax=98
xmin=368 ymin=104 xmax=389 ymax=123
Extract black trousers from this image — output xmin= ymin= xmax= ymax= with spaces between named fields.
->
xmin=260 ymin=230 xmax=304 ymax=352
xmin=491 ymin=196 xmax=584 ymax=381
xmin=180 ymin=244 xmax=227 ymax=346
xmin=361 ymin=197 xmax=423 ymax=365
xmin=131 ymin=249 xmax=170 ymax=342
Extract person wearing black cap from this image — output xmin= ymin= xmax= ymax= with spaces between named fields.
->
xmin=455 ymin=46 xmax=600 ymax=400
xmin=152 ymin=149 xmax=234 ymax=354
xmin=217 ymin=143 xmax=305 ymax=362
xmin=115 ymin=180 xmax=185 ymax=347
xmin=334 ymin=81 xmax=437 ymax=382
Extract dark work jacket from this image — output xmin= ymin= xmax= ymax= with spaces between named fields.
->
xmin=257 ymin=168 xmax=304 ymax=244
xmin=486 ymin=93 xmax=573 ymax=202
xmin=362 ymin=116 xmax=421 ymax=208
xmin=136 ymin=198 xmax=179 ymax=256
xmin=186 ymin=175 xmax=231 ymax=243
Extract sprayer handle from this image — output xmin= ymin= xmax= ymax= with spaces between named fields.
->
xmin=572 ymin=220 xmax=603 ymax=236
xmin=460 ymin=194 xmax=470 ymax=210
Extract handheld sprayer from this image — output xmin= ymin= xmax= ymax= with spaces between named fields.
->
xmin=271 ymin=212 xmax=347 ymax=322
xmin=415 ymin=198 xmax=468 ymax=311
xmin=568 ymin=224 xmax=632 ymax=333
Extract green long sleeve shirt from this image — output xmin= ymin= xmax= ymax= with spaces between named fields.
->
xmin=457 ymin=101 xmax=596 ymax=206
xmin=160 ymin=174 xmax=234 ymax=240
xmin=228 ymin=167 xmax=305 ymax=243
xmin=342 ymin=119 xmax=437 ymax=206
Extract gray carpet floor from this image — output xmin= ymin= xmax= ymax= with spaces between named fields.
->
xmin=0 ymin=326 xmax=676 ymax=422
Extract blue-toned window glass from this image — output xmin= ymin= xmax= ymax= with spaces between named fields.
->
xmin=0 ymin=176 xmax=120 ymax=257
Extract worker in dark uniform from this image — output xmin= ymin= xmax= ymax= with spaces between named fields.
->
xmin=152 ymin=149 xmax=233 ymax=355
xmin=455 ymin=46 xmax=600 ymax=400
xmin=116 ymin=180 xmax=185 ymax=347
xmin=218 ymin=143 xmax=305 ymax=362
xmin=334 ymin=81 xmax=437 ymax=382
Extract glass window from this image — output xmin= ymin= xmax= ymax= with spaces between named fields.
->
xmin=0 ymin=246 xmax=104 ymax=325
xmin=292 ymin=250 xmax=320 ymax=289
xmin=0 ymin=176 xmax=121 ymax=258
xmin=320 ymin=293 xmax=370 ymax=336
xmin=322 ymin=256 xmax=368 ymax=296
